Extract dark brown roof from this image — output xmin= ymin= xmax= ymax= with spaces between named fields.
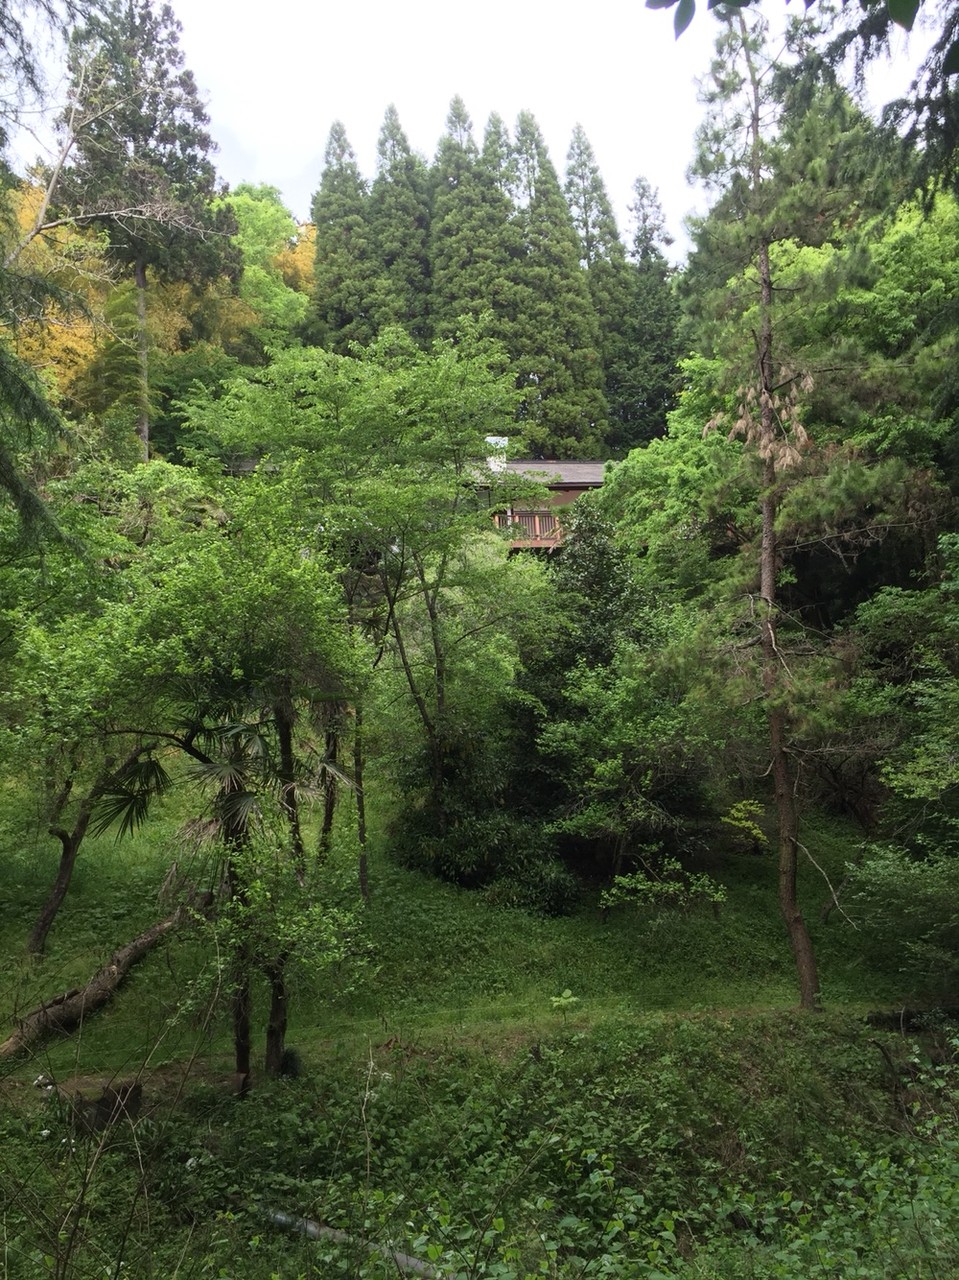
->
xmin=502 ymin=460 xmax=607 ymax=487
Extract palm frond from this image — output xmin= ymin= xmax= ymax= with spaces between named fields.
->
xmin=89 ymin=755 xmax=171 ymax=840
xmin=185 ymin=757 xmax=250 ymax=788
xmin=89 ymin=786 xmax=152 ymax=840
xmin=215 ymin=788 xmax=260 ymax=831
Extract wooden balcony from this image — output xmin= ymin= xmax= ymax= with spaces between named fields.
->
xmin=495 ymin=509 xmax=561 ymax=549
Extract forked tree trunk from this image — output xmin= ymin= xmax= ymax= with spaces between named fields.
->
xmin=29 ymin=746 xmax=152 ymax=956
xmin=28 ymin=829 xmax=83 ymax=957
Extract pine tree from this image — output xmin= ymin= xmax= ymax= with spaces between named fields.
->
xmin=692 ymin=10 xmax=821 ymax=1008
xmin=55 ymin=0 xmax=236 ymax=458
xmin=509 ymin=111 xmax=606 ymax=458
xmin=308 ymin=121 xmax=377 ymax=353
xmin=368 ymin=105 xmax=431 ymax=341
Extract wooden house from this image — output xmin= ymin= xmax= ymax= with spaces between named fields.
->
xmin=493 ymin=460 xmax=607 ymax=550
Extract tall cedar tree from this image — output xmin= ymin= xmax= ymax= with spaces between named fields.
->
xmin=308 ymin=121 xmax=377 ymax=352
xmin=564 ymin=127 xmax=678 ymax=453
xmin=368 ymin=105 xmax=431 ymax=342
xmin=620 ymin=176 xmax=682 ymax=449
xmin=56 ymin=0 xmax=236 ymax=459
xmin=429 ymin=98 xmax=518 ymax=342
xmin=509 ymin=111 xmax=607 ymax=458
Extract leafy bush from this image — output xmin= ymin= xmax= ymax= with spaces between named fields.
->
xmin=847 ymin=842 xmax=959 ymax=994
xmin=395 ymin=807 xmax=579 ymax=916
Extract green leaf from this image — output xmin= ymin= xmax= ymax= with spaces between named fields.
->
xmin=674 ymin=0 xmax=695 ymax=36
xmin=645 ymin=0 xmax=677 ymax=10
xmin=886 ymin=0 xmax=920 ymax=31
xmin=943 ymin=38 xmax=959 ymax=76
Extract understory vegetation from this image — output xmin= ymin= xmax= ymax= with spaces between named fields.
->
xmin=3 ymin=825 xmax=959 ymax=1279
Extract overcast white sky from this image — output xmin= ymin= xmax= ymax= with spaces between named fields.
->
xmin=27 ymin=0 xmax=933 ymax=263
xmin=170 ymin=0 xmax=724 ymax=256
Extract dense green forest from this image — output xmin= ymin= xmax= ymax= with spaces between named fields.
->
xmin=5 ymin=0 xmax=959 ymax=1275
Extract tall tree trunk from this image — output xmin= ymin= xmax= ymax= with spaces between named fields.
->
xmin=756 ymin=232 xmax=819 ymax=1011
xmin=28 ymin=828 xmax=83 ymax=957
xmin=275 ymin=684 xmax=305 ymax=884
xmin=134 ymin=255 xmax=150 ymax=461
xmin=740 ymin=14 xmax=819 ymax=1010
xmin=414 ymin=553 xmax=450 ymax=833
xmin=231 ymin=966 xmax=252 ymax=1095
xmin=354 ymin=701 xmax=370 ymax=902
xmin=224 ymin=799 xmax=252 ymax=1094
xmin=318 ymin=723 xmax=339 ymax=858
xmin=263 ymin=954 xmax=289 ymax=1077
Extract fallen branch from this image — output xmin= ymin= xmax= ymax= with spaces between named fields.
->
xmin=266 ymin=1210 xmax=444 ymax=1278
xmin=1 ymin=909 xmax=185 ymax=1059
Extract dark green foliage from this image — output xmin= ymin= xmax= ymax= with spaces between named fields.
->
xmin=508 ymin=111 xmax=607 ymax=457
xmin=849 ymin=844 xmax=959 ymax=994
xmin=307 ymin=120 xmax=378 ymax=352
xmin=0 ymin=341 xmax=65 ymax=540
xmin=428 ymin=99 xmax=519 ymax=343
xmin=564 ymin=127 xmax=636 ymax=451
xmin=368 ymin=105 xmax=431 ymax=341
xmin=393 ymin=796 xmax=578 ymax=916
xmin=148 ymin=342 xmax=242 ymax=459
xmin=56 ymin=0 xmax=236 ymax=287
xmin=616 ymin=177 xmax=683 ymax=449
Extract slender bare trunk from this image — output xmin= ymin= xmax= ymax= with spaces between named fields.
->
xmin=354 ymin=702 xmax=370 ymax=902
xmin=275 ymin=685 xmax=305 ymax=884
xmin=224 ymin=802 xmax=252 ymax=1094
xmin=742 ymin=15 xmax=819 ymax=1010
xmin=319 ymin=724 xmax=339 ymax=858
xmin=134 ymin=255 xmax=150 ymax=461
xmin=756 ymin=233 xmax=819 ymax=1011
xmin=381 ymin=567 xmax=447 ymax=833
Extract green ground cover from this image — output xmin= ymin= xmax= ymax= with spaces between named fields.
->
xmin=0 ymin=811 xmax=952 ymax=1278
